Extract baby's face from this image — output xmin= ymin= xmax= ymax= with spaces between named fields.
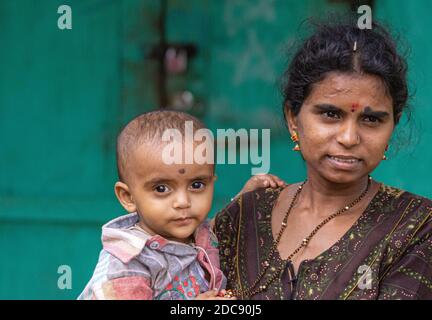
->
xmin=126 ymin=143 xmax=215 ymax=243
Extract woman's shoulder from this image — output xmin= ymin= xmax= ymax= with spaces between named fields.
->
xmin=213 ymin=186 xmax=287 ymax=266
xmin=380 ymin=182 xmax=432 ymax=210
xmin=217 ymin=186 xmax=284 ymax=217
xmin=213 ymin=186 xmax=284 ymax=235
xmin=378 ymin=183 xmax=432 ymax=232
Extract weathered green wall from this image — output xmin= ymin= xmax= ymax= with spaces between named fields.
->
xmin=0 ymin=0 xmax=430 ymax=299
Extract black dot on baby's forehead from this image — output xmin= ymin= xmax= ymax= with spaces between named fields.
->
xmin=178 ymin=168 xmax=186 ymax=174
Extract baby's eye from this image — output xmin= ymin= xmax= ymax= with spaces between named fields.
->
xmin=154 ymin=185 xmax=170 ymax=193
xmin=190 ymin=181 xmax=205 ymax=190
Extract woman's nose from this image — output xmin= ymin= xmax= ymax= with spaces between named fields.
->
xmin=336 ymin=121 xmax=360 ymax=148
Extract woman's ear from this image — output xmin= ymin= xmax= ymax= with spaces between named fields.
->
xmin=395 ymin=112 xmax=402 ymax=125
xmin=285 ymin=105 xmax=299 ymax=136
xmin=114 ymin=181 xmax=137 ymax=213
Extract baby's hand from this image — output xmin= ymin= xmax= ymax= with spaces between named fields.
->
xmin=195 ymin=289 xmax=236 ymax=300
xmin=235 ymin=174 xmax=286 ymax=198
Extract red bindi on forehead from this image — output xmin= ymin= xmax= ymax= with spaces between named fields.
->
xmin=351 ymin=103 xmax=360 ymax=112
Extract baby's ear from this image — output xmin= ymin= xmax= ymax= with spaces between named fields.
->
xmin=114 ymin=181 xmax=136 ymax=213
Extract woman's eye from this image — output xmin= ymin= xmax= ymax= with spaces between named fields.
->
xmin=364 ymin=116 xmax=380 ymax=123
xmin=190 ymin=181 xmax=205 ymax=190
xmin=323 ymin=111 xmax=340 ymax=119
xmin=154 ymin=185 xmax=170 ymax=193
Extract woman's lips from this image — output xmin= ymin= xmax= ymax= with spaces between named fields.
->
xmin=326 ymin=155 xmax=362 ymax=170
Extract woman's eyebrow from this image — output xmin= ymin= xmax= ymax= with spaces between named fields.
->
xmin=314 ymin=104 xmax=390 ymax=118
xmin=314 ymin=104 xmax=342 ymax=112
xmin=362 ymin=106 xmax=390 ymax=118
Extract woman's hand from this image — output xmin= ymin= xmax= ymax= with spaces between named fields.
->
xmin=195 ymin=289 xmax=237 ymax=300
xmin=232 ymin=173 xmax=287 ymax=200
xmin=209 ymin=174 xmax=287 ymax=231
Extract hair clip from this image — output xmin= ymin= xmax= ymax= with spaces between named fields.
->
xmin=353 ymin=41 xmax=357 ymax=52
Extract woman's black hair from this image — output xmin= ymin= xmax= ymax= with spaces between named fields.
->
xmin=282 ymin=17 xmax=409 ymax=126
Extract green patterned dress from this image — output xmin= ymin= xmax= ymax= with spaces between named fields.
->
xmin=215 ymin=183 xmax=432 ymax=300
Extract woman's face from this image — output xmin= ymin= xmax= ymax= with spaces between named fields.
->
xmin=287 ymin=72 xmax=397 ymax=184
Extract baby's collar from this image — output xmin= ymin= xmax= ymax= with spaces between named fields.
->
xmin=101 ymin=213 xmax=211 ymax=264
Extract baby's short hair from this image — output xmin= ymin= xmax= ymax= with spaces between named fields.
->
xmin=116 ymin=110 xmax=206 ymax=182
